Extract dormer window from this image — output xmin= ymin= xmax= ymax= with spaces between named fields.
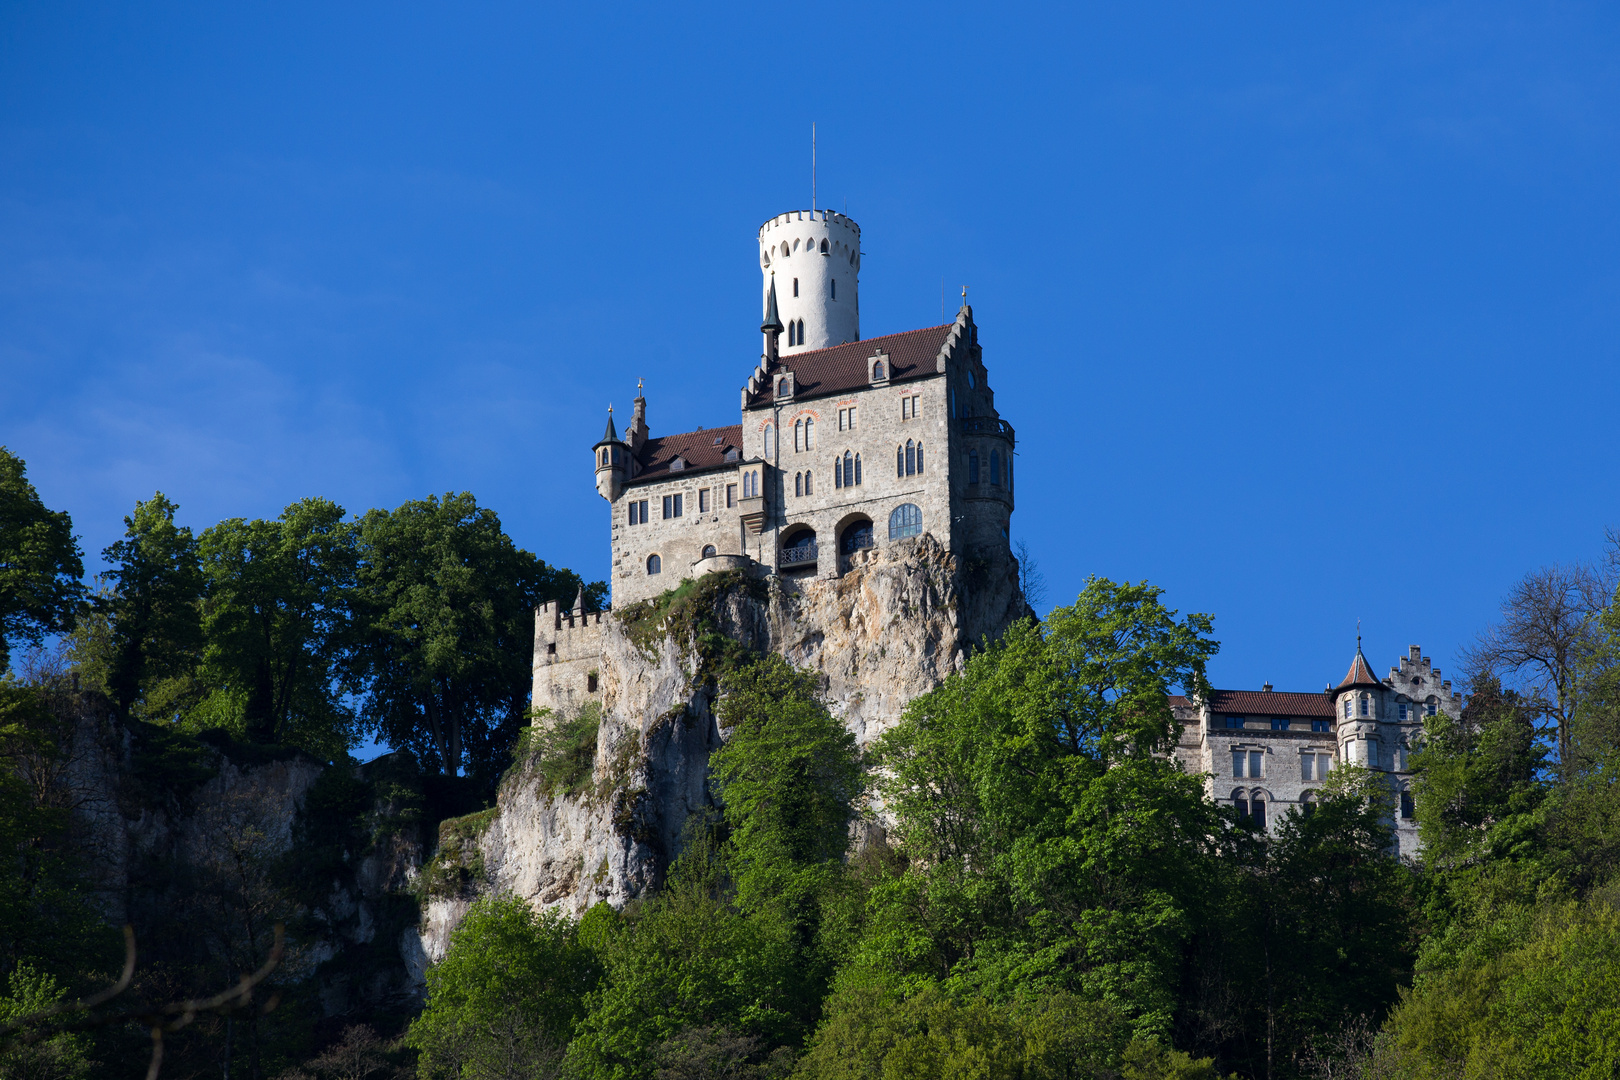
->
xmin=873 ymin=360 xmax=884 ymax=380
xmin=669 ymin=456 xmax=685 ymax=471
xmin=724 ymin=447 xmax=739 ymax=462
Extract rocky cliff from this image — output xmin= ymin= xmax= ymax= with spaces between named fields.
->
xmin=417 ymin=534 xmax=1027 ymax=959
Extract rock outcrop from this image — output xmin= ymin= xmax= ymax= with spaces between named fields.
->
xmin=417 ymin=535 xmax=1027 ymax=959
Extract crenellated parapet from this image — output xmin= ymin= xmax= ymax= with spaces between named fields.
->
xmin=532 ymin=599 xmax=607 ymax=721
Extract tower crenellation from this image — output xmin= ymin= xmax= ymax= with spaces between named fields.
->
xmin=759 ymin=210 xmax=861 ymax=354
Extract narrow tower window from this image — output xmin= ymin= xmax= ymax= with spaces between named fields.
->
xmin=991 ymin=450 xmax=1001 ymax=487
xmin=831 ymin=278 xmax=837 ymax=300
xmin=804 ymin=471 xmax=813 ymax=494
xmin=969 ymin=450 xmax=980 ymax=484
xmin=896 ymin=445 xmax=904 ymax=477
xmin=793 ymin=277 xmax=799 ymax=297
xmin=795 ymin=472 xmax=802 ymax=497
xmin=906 ymin=440 xmax=916 ymax=476
xmin=854 ymin=453 xmax=862 ymax=485
xmin=916 ymin=441 xmax=924 ymax=473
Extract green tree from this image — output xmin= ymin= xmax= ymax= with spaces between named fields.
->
xmin=0 ymin=448 xmax=84 ymax=676
xmin=197 ymin=498 xmax=359 ymax=757
xmin=350 ymin=494 xmax=591 ymax=779
xmin=570 ymin=657 xmax=863 ymax=1078
xmin=408 ymin=894 xmax=600 ymax=1080
xmin=1384 ymin=896 xmax=1620 ymax=1079
xmin=710 ymin=655 xmax=862 ymax=929
xmin=865 ymin=580 xmax=1219 ymax=1037
xmin=98 ymin=494 xmax=204 ymax=721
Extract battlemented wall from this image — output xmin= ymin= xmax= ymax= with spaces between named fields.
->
xmin=531 ymin=600 xmax=606 ymax=720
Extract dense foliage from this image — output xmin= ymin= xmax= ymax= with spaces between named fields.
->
xmin=6 ymin=441 xmax=1620 ymax=1079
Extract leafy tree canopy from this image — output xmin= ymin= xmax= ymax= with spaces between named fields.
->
xmin=0 ymin=448 xmax=83 ymax=676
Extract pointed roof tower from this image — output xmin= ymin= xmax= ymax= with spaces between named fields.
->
xmin=1336 ymin=637 xmax=1384 ymax=693
xmin=594 ymin=405 xmax=620 ymax=448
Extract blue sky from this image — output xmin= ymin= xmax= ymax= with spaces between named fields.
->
xmin=4 ymin=1 xmax=1619 ymax=711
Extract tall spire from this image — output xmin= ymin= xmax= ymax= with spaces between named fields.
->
xmin=761 ymin=273 xmax=783 ymax=364
xmin=600 ymin=405 xmax=619 ymax=444
xmin=761 ymin=273 xmax=784 ymax=333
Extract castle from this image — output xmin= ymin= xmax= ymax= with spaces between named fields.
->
xmin=530 ymin=206 xmax=1457 ymax=856
xmin=590 ymin=209 xmax=1014 ymax=609
xmin=532 ymin=207 xmax=1015 ymax=718
xmin=1172 ymin=642 xmax=1463 ymax=857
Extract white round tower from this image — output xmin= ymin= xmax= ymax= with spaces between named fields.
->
xmin=758 ymin=210 xmax=860 ymax=354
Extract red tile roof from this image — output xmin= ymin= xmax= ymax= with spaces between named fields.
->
xmin=1209 ymin=689 xmax=1336 ymax=717
xmin=746 ymin=323 xmax=956 ymax=408
xmin=1166 ymin=690 xmax=1335 ymax=717
xmin=629 ymin=424 xmax=744 ymax=486
xmin=1336 ymin=649 xmax=1384 ymax=692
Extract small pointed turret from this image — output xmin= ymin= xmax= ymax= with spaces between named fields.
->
xmin=593 ymin=403 xmax=627 ymax=503
xmin=761 ymin=274 xmax=783 ymax=364
xmin=1336 ymin=638 xmax=1383 ymax=693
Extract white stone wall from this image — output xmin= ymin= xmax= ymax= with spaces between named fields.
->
xmin=759 ymin=210 xmax=861 ymax=353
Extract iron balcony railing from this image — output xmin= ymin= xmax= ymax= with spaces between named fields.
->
xmin=778 ymin=541 xmax=818 ymax=568
xmin=841 ymin=532 xmax=875 ymax=554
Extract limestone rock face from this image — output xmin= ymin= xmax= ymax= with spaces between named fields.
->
xmin=417 ymin=536 xmax=1027 ymax=963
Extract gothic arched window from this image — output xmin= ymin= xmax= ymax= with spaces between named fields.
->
xmin=854 ymin=453 xmax=862 ymax=485
xmin=804 ymin=416 xmax=814 ymax=449
xmin=841 ymin=452 xmax=853 ymax=488
xmin=647 ymin=554 xmax=662 ymax=576
xmin=990 ymin=450 xmax=1001 ymax=486
xmin=969 ymin=450 xmax=980 ymax=484
xmin=795 ymin=472 xmax=802 ymax=497
xmin=820 ymin=238 xmax=828 ymax=254
xmin=794 ymin=420 xmax=802 ymax=452
xmin=905 ymin=440 xmax=916 ymax=477
xmin=1233 ymin=789 xmax=1249 ymax=819
xmin=889 ymin=503 xmax=922 ymax=539
xmin=804 ymin=471 xmax=813 ymax=494
xmin=763 ymin=425 xmax=775 ymax=457
xmin=1400 ymin=788 xmax=1415 ymax=820
xmin=916 ymin=441 xmax=924 ymax=474
xmin=896 ymin=445 xmax=904 ymax=477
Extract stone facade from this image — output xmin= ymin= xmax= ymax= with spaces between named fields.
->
xmin=1173 ymin=644 xmax=1462 ymax=859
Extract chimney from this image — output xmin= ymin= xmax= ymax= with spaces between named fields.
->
xmin=1262 ymin=683 xmax=1273 ymax=693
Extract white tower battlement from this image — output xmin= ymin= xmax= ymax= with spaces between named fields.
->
xmin=758 ymin=210 xmax=860 ymax=354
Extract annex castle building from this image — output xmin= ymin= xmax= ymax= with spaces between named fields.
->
xmin=1173 ymin=643 xmax=1462 ymax=857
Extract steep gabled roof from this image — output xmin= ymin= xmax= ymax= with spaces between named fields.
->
xmin=746 ymin=323 xmax=955 ymax=408
xmin=1336 ymin=648 xmax=1385 ymax=692
xmin=629 ymin=424 xmax=744 ymax=486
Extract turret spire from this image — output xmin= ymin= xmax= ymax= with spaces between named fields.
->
xmin=761 ymin=273 xmax=783 ymax=363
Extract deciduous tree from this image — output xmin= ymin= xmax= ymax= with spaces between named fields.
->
xmin=0 ymin=448 xmax=84 ymax=676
